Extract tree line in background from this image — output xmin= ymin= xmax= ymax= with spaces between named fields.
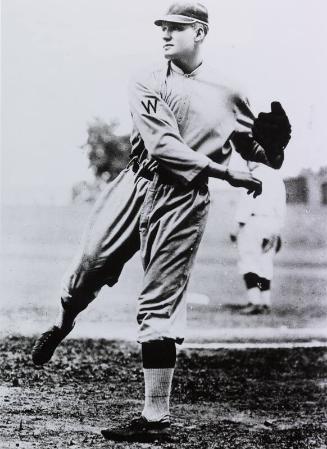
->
xmin=72 ymin=118 xmax=130 ymax=203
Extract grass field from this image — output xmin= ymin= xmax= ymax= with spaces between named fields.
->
xmin=1 ymin=191 xmax=326 ymax=341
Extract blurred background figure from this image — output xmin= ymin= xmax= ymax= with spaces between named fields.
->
xmin=230 ymin=162 xmax=286 ymax=314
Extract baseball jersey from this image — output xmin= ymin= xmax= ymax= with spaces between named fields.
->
xmin=235 ymin=164 xmax=286 ymax=231
xmin=128 ymin=61 xmax=269 ymax=186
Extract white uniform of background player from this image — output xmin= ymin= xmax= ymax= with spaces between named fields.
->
xmin=231 ymin=162 xmax=286 ymax=313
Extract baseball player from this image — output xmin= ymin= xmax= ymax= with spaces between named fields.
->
xmin=31 ymin=1 xmax=291 ymax=442
xmin=230 ymin=162 xmax=286 ymax=314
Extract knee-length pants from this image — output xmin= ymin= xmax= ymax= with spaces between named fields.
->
xmin=237 ymin=216 xmax=279 ymax=280
xmin=61 ymin=166 xmax=210 ymax=343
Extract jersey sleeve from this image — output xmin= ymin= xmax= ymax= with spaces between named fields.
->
xmin=128 ymin=71 xmax=210 ymax=186
xmin=229 ymin=94 xmax=281 ymax=167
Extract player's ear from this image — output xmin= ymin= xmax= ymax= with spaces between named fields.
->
xmin=194 ymin=25 xmax=205 ymax=42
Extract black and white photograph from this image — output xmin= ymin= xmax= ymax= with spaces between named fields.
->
xmin=1 ymin=0 xmax=326 ymax=447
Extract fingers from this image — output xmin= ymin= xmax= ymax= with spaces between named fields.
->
xmin=252 ymin=177 xmax=262 ymax=197
xmin=271 ymin=101 xmax=285 ymax=115
xmin=257 ymin=112 xmax=268 ymax=120
xmin=257 ymin=102 xmax=290 ymax=127
xmin=247 ymin=186 xmax=261 ymax=198
xmin=245 ymin=175 xmax=262 ymax=197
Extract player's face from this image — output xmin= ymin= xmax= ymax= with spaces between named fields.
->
xmin=161 ymin=22 xmax=197 ymax=60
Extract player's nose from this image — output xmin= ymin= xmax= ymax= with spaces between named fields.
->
xmin=162 ymin=28 xmax=172 ymax=41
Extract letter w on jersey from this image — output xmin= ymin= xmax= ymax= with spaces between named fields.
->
xmin=141 ymin=96 xmax=158 ymax=114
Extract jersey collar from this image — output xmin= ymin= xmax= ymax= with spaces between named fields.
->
xmin=169 ymin=60 xmax=204 ymax=77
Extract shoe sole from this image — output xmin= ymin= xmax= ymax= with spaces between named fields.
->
xmin=32 ymin=347 xmax=58 ymax=366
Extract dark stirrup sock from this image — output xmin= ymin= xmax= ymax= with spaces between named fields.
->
xmin=243 ymin=272 xmax=260 ymax=290
xmin=258 ymin=277 xmax=271 ymax=291
xmin=142 ymin=340 xmax=176 ymax=369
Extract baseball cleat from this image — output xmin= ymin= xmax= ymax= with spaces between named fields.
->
xmin=240 ymin=304 xmax=271 ymax=315
xmin=101 ymin=416 xmax=171 ymax=443
xmin=31 ymin=325 xmax=72 ymax=365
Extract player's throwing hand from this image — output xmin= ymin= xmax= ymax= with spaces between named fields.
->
xmin=226 ymin=169 xmax=262 ymax=197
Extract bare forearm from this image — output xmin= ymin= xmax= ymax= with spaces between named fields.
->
xmin=205 ymin=160 xmax=262 ymax=197
xmin=206 ymin=160 xmax=229 ymax=180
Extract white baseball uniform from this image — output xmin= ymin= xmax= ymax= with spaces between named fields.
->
xmin=236 ymin=164 xmax=286 ymax=279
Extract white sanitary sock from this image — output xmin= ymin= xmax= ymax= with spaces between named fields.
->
xmin=261 ymin=290 xmax=272 ymax=307
xmin=142 ymin=368 xmax=174 ymax=423
xmin=247 ymin=287 xmax=261 ymax=305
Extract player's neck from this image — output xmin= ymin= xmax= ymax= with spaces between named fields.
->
xmin=172 ymin=50 xmax=203 ymax=75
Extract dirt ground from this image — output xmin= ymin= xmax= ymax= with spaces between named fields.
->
xmin=0 ymin=337 xmax=326 ymax=449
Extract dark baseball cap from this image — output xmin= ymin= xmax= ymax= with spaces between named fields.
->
xmin=154 ymin=2 xmax=209 ymax=27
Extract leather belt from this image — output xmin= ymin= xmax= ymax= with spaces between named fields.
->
xmin=131 ymin=157 xmax=208 ymax=189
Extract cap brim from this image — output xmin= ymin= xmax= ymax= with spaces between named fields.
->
xmin=154 ymin=15 xmax=197 ymax=26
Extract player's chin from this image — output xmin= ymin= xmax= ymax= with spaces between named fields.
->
xmin=163 ymin=48 xmax=177 ymax=59
xmin=163 ymin=51 xmax=175 ymax=60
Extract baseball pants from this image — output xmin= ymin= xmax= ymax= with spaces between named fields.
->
xmin=237 ymin=216 xmax=279 ymax=280
xmin=61 ymin=164 xmax=210 ymax=343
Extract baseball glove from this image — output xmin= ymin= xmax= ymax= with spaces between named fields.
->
xmin=275 ymin=235 xmax=282 ymax=253
xmin=252 ymin=102 xmax=291 ymax=154
xmin=262 ymin=235 xmax=277 ymax=253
